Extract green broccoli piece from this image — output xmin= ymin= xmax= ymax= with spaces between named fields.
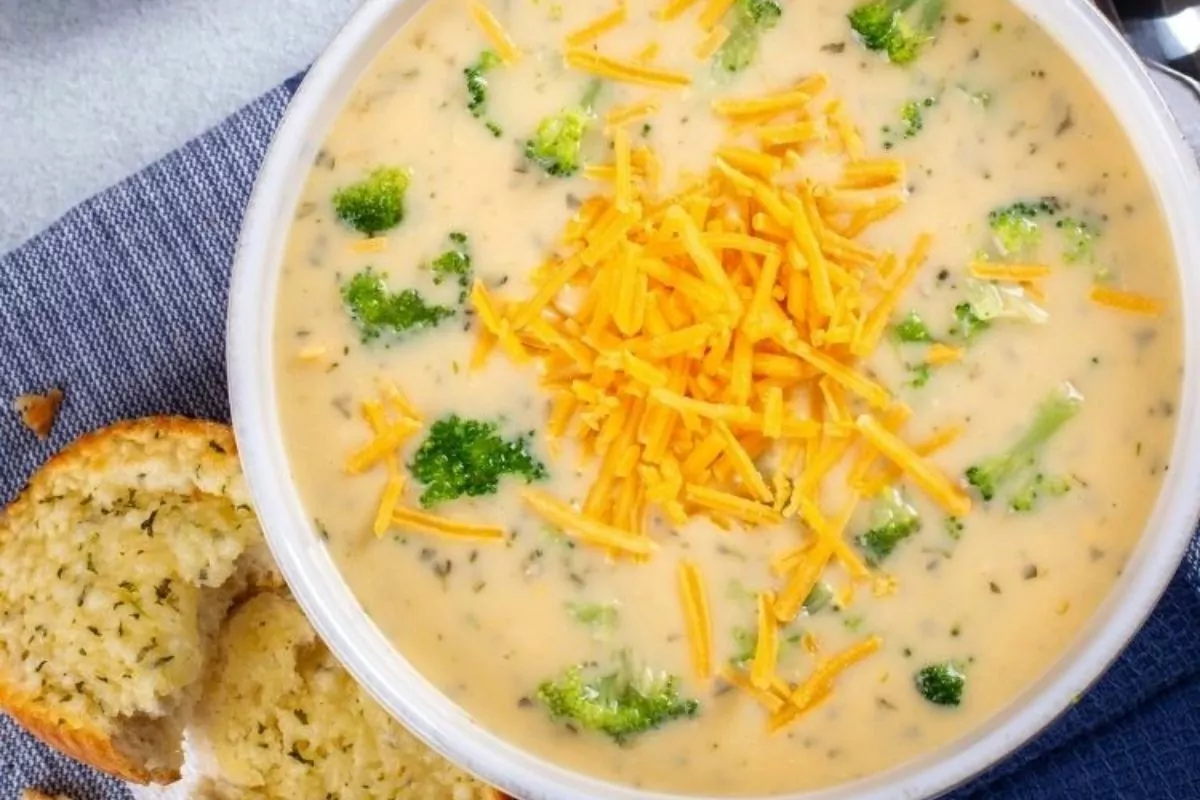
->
xmin=465 ymin=51 xmax=504 ymax=137
xmin=893 ymin=310 xmax=934 ymax=343
xmin=1009 ymin=473 xmax=1072 ymax=513
xmin=951 ymin=302 xmax=991 ymax=342
xmin=523 ymin=80 xmax=604 ymax=178
xmin=987 ymin=197 xmax=1062 ymax=257
xmin=333 ymin=167 xmax=411 ymax=236
xmin=857 ymin=487 xmax=922 ymax=564
xmin=537 ymin=657 xmax=700 ymax=744
xmin=1057 ymin=217 xmax=1100 ymax=264
xmin=965 ymin=383 xmax=1083 ymax=502
xmin=410 ymin=415 xmax=547 ymax=507
xmin=914 ymin=661 xmax=965 ymax=706
xmin=340 ymin=268 xmax=453 ymax=342
xmin=431 ymin=231 xmax=472 ymax=302
xmin=848 ymin=0 xmax=944 ymax=65
xmin=465 ymin=50 xmax=501 ymax=117
xmin=714 ymin=0 xmax=783 ymax=73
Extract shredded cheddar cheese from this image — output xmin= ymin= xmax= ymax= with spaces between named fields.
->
xmin=372 ymin=476 xmax=407 ymax=536
xmin=1090 ymin=284 xmax=1164 ymax=316
xmin=468 ymin=1 xmax=522 ymax=64
xmin=856 ymin=415 xmax=972 ymax=516
xmin=969 ymin=261 xmax=1052 ymax=283
xmin=750 ymin=592 xmax=778 ymax=690
xmin=392 ymin=506 xmax=506 ymax=541
xmin=677 ymin=560 xmax=713 ymax=678
xmin=606 ymin=99 xmax=661 ymax=131
xmin=564 ymin=49 xmax=691 ymax=88
xmin=462 ymin=73 xmax=965 ymax=724
xmin=657 ymin=0 xmax=701 ymax=20
xmin=565 ymin=2 xmax=628 ymax=48
xmin=697 ymin=0 xmax=735 ymax=30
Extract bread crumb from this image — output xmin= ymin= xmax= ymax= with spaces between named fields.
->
xmin=13 ymin=388 xmax=63 ymax=439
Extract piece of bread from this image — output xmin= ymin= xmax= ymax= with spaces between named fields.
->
xmin=13 ymin=387 xmax=64 ymax=440
xmin=192 ymin=592 xmax=504 ymax=800
xmin=0 ymin=418 xmax=277 ymax=785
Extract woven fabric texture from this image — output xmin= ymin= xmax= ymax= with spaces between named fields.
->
xmin=1 ymin=72 xmax=1199 ymax=800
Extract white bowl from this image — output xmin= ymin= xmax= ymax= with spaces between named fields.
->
xmin=227 ymin=2 xmax=1200 ymax=798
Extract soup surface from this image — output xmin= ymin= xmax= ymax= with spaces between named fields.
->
xmin=274 ymin=0 xmax=1182 ymax=794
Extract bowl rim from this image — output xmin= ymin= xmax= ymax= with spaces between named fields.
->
xmin=226 ymin=2 xmax=1200 ymax=798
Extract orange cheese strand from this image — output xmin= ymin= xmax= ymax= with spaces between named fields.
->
xmin=565 ymin=2 xmax=628 ymax=48
xmin=391 ymin=506 xmax=506 ymax=542
xmin=969 ymin=261 xmax=1052 ymax=282
xmin=565 ymin=49 xmax=691 ymax=88
xmin=468 ymin=1 xmax=522 ymax=64
xmin=1090 ymin=285 xmax=1164 ymax=316
xmin=677 ymin=560 xmax=713 ymax=678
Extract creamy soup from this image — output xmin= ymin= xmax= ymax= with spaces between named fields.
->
xmin=273 ymin=0 xmax=1182 ymax=794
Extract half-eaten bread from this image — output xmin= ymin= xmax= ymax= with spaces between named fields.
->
xmin=192 ymin=592 xmax=502 ymax=800
xmin=0 ymin=418 xmax=276 ymax=784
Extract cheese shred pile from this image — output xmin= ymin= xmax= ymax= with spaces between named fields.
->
xmin=467 ymin=71 xmax=974 ymax=729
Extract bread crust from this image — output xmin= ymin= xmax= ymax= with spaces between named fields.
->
xmin=1 ymin=681 xmax=175 ymax=784
xmin=0 ymin=417 xmax=243 ymax=784
xmin=3 ymin=416 xmax=238 ymax=510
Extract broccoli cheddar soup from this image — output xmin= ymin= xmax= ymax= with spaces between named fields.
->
xmin=274 ymin=0 xmax=1183 ymax=794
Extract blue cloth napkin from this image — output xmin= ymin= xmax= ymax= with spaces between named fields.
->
xmin=2 ymin=73 xmax=1199 ymax=800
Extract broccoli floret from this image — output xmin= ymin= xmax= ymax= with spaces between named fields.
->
xmin=1009 ymin=473 xmax=1072 ymax=513
xmin=987 ymin=197 xmax=1062 ymax=256
xmin=1057 ymin=217 xmax=1100 ymax=264
xmin=464 ymin=51 xmax=504 ymax=138
xmin=849 ymin=0 xmax=944 ymax=65
xmin=739 ymin=0 xmax=783 ymax=24
xmin=900 ymin=98 xmax=930 ymax=136
xmin=893 ymin=310 xmax=934 ymax=343
xmin=848 ymin=1 xmax=899 ymax=50
xmin=465 ymin=50 xmax=501 ymax=117
xmin=951 ymin=302 xmax=991 ymax=342
xmin=914 ymin=662 xmax=965 ymax=706
xmin=524 ymin=81 xmax=604 ymax=177
xmin=410 ymin=415 xmax=547 ymax=507
xmin=525 ymin=108 xmax=591 ymax=177
xmin=340 ymin=268 xmax=453 ymax=342
xmin=882 ymin=96 xmax=937 ymax=149
xmin=714 ymin=0 xmax=783 ymax=73
xmin=431 ymin=231 xmax=472 ymax=302
xmin=856 ymin=487 xmax=922 ymax=564
xmin=965 ymin=383 xmax=1083 ymax=502
xmin=537 ymin=657 xmax=700 ymax=744
xmin=333 ymin=168 xmax=411 ymax=237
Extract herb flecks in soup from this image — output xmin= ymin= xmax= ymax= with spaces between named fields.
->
xmin=274 ymin=0 xmax=1182 ymax=793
